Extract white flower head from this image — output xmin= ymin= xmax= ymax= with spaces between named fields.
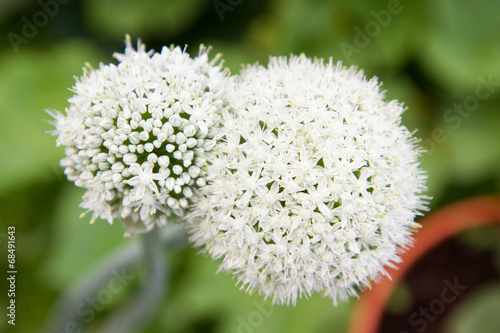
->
xmin=49 ymin=35 xmax=229 ymax=236
xmin=189 ymin=55 xmax=429 ymax=305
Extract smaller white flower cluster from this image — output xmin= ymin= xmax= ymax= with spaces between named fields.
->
xmin=49 ymin=37 xmax=227 ymax=236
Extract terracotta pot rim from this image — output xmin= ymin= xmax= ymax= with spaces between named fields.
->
xmin=347 ymin=195 xmax=500 ymax=333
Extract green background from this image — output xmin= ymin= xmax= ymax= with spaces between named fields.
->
xmin=0 ymin=0 xmax=499 ymax=332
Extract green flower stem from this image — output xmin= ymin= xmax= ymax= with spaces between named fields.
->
xmin=95 ymin=226 xmax=166 ymax=333
xmin=44 ymin=224 xmax=186 ymax=333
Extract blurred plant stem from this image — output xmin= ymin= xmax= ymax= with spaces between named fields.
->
xmin=44 ymin=224 xmax=186 ymax=333
xmin=95 ymin=226 xmax=166 ymax=333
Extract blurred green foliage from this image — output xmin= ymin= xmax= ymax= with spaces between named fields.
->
xmin=444 ymin=282 xmax=500 ymax=333
xmin=0 ymin=0 xmax=499 ymax=332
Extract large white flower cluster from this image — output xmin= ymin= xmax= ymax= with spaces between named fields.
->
xmin=189 ymin=55 xmax=429 ymax=305
xmin=49 ymin=37 xmax=228 ymax=236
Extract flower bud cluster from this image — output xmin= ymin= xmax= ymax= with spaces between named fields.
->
xmin=50 ymin=37 xmax=227 ymax=236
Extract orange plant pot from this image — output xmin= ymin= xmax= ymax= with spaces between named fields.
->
xmin=347 ymin=195 xmax=500 ymax=333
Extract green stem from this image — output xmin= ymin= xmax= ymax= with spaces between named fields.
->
xmin=95 ymin=227 xmax=166 ymax=333
xmin=43 ymin=224 xmax=186 ymax=333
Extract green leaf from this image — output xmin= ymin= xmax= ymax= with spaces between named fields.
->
xmin=386 ymin=282 xmax=414 ymax=315
xmin=0 ymin=40 xmax=103 ymax=195
xmin=85 ymin=0 xmax=209 ymax=39
xmin=41 ymin=184 xmax=130 ymax=288
xmin=160 ymin=247 xmax=352 ymax=333
xmin=444 ymin=104 xmax=500 ymax=185
xmin=444 ymin=283 xmax=500 ymax=333
xmin=420 ymin=0 xmax=500 ymax=94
